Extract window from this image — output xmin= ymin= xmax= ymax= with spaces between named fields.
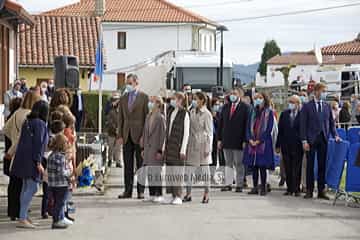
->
xmin=117 ymin=73 xmax=126 ymax=90
xmin=117 ymin=32 xmax=126 ymax=49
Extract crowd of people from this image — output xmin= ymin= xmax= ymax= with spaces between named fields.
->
xmin=2 ymin=74 xmax=354 ymax=229
xmin=113 ymin=74 xmax=343 ymax=206
xmin=3 ymin=80 xmax=80 ymax=230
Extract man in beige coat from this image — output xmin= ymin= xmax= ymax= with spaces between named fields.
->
xmin=117 ymin=74 xmax=149 ymax=199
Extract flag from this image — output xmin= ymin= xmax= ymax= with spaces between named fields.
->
xmin=94 ymin=36 xmax=103 ymax=82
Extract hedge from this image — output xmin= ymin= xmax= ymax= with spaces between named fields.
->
xmin=82 ymin=91 xmax=112 ymax=132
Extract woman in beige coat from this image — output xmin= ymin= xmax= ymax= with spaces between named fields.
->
xmin=184 ymin=92 xmax=213 ymax=204
xmin=141 ymin=96 xmax=166 ymax=202
xmin=3 ymin=91 xmax=40 ymax=220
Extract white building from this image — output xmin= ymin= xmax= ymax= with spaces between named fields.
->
xmin=44 ymin=0 xmax=220 ymax=92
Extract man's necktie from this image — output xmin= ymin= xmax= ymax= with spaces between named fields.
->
xmin=230 ymin=104 xmax=236 ymax=118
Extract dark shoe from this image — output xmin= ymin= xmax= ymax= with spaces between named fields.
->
xmin=221 ymin=186 xmax=232 ymax=192
xmin=107 ymin=161 xmax=112 ymax=167
xmin=235 ymin=187 xmax=243 ymax=193
xmin=318 ymin=192 xmax=330 ymax=200
xmin=279 ymin=178 xmax=285 ymax=187
xmin=267 ymin=183 xmax=272 ymax=192
xmin=294 ymin=192 xmax=301 ymax=197
xmin=137 ymin=193 xmax=145 ymax=200
xmin=202 ymin=196 xmax=209 ymax=204
xmin=183 ymin=195 xmax=192 ymax=202
xmin=260 ymin=188 xmax=267 ymax=196
xmin=118 ymin=192 xmax=132 ymax=199
xmin=248 ymin=188 xmax=259 ymax=195
xmin=10 ymin=217 xmax=16 ymax=221
xmin=116 ymin=163 xmax=123 ymax=168
xmin=42 ymin=214 xmax=49 ymax=219
xmin=283 ymin=192 xmax=292 ymax=196
xmin=304 ymin=192 xmax=313 ymax=199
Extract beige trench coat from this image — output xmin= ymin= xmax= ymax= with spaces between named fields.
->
xmin=186 ymin=106 xmax=213 ymax=166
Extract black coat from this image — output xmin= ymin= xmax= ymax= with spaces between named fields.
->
xmin=276 ymin=109 xmax=303 ymax=153
xmin=71 ymin=93 xmax=84 ymax=116
xmin=217 ymin=101 xmax=250 ymax=150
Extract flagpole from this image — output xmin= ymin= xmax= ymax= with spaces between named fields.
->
xmin=98 ymin=21 xmax=103 ymax=135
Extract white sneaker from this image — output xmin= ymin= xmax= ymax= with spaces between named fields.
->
xmin=160 ymin=196 xmax=174 ymax=204
xmin=171 ymin=197 xmax=183 ymax=205
xmin=152 ymin=196 xmax=163 ymax=203
xmin=63 ymin=217 xmax=74 ymax=225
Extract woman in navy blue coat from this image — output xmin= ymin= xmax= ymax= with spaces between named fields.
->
xmin=243 ymin=92 xmax=274 ymax=196
xmin=11 ymin=100 xmax=49 ymax=229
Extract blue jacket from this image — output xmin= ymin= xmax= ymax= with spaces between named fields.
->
xmin=276 ymin=109 xmax=303 ymax=152
xmin=11 ymin=118 xmax=49 ymax=181
xmin=300 ymin=100 xmax=337 ymax=144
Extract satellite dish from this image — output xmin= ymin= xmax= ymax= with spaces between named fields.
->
xmin=314 ymin=43 xmax=323 ymax=64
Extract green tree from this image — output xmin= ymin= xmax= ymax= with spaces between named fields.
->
xmin=258 ymin=40 xmax=281 ymax=76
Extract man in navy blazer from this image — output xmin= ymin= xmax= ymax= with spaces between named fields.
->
xmin=276 ymin=95 xmax=303 ymax=196
xmin=300 ymin=83 xmax=340 ymax=200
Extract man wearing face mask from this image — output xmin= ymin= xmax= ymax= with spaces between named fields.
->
xmin=70 ymin=89 xmax=84 ymax=132
xmin=117 ymin=74 xmax=149 ymax=199
xmin=276 ymin=95 xmax=303 ymax=196
xmin=47 ymin=79 xmax=55 ymax=100
xmin=218 ymin=87 xmax=250 ymax=192
xmin=4 ymin=80 xmax=23 ymax=119
xmin=300 ymin=83 xmax=340 ymax=200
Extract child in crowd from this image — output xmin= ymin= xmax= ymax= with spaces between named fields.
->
xmin=47 ymin=132 xmax=73 ymax=229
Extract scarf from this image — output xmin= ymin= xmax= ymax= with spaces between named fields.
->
xmin=249 ymin=107 xmax=271 ymax=155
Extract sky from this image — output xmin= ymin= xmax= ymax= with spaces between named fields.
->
xmin=16 ymin=0 xmax=360 ymax=64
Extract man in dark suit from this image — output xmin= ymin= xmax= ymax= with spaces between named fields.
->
xmin=300 ymin=83 xmax=340 ymax=200
xmin=117 ymin=74 xmax=149 ymax=199
xmin=70 ymin=89 xmax=84 ymax=132
xmin=218 ymin=87 xmax=250 ymax=192
xmin=276 ymin=95 xmax=303 ymax=196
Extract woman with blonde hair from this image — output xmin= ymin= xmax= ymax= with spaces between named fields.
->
xmin=3 ymin=91 xmax=40 ymax=221
xmin=141 ymin=96 xmax=166 ymax=202
xmin=163 ymin=92 xmax=190 ymax=205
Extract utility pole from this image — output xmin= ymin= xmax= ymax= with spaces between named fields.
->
xmin=217 ymin=25 xmax=228 ymax=87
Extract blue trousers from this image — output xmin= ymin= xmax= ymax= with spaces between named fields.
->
xmin=49 ymin=187 xmax=68 ymax=223
xmin=19 ymin=178 xmax=39 ymax=221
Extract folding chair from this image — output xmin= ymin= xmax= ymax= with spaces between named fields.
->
xmin=347 ymin=127 xmax=360 ymax=144
xmin=345 ymin=143 xmax=360 ymax=206
xmin=336 ymin=128 xmax=347 ymax=141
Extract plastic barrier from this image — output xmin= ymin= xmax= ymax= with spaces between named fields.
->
xmin=326 ymin=139 xmax=349 ymax=190
xmin=346 ymin=143 xmax=360 ymax=193
xmin=336 ymin=128 xmax=347 ymax=141
xmin=347 ymin=127 xmax=360 ymax=144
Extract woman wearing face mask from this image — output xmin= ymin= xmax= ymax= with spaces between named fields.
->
xmin=163 ymin=92 xmax=190 ymax=205
xmin=244 ymin=92 xmax=275 ymax=196
xmin=141 ymin=96 xmax=166 ymax=203
xmin=183 ymin=92 xmax=213 ymax=204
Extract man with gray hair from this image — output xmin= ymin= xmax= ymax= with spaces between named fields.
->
xmin=3 ymin=80 xmax=23 ymax=119
xmin=117 ymin=74 xmax=149 ymax=199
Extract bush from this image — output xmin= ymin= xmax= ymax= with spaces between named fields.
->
xmin=82 ymin=91 xmax=112 ymax=131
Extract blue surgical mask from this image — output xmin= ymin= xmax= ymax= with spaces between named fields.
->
xmin=254 ymin=98 xmax=264 ymax=107
xmin=300 ymin=96 xmax=308 ymax=103
xmin=170 ymin=99 xmax=177 ymax=108
xmin=288 ymin=103 xmax=296 ymax=110
xmin=148 ymin=102 xmax=154 ymax=111
xmin=229 ymin=95 xmax=238 ymax=103
xmin=126 ymin=84 xmax=135 ymax=93
xmin=192 ymin=100 xmax=198 ymax=109
xmin=212 ymin=105 xmax=220 ymax=113
xmin=320 ymin=92 xmax=327 ymax=100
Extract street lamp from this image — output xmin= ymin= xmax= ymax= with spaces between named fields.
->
xmin=217 ymin=25 xmax=229 ymax=87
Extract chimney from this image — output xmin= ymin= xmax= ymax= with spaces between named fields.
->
xmin=95 ymin=0 xmax=106 ymax=16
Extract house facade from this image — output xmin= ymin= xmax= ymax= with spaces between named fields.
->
xmin=0 ymin=0 xmax=33 ymax=103
xmin=44 ymin=0 xmax=219 ymax=91
xmin=259 ymin=34 xmax=360 ymax=88
xmin=18 ymin=15 xmax=100 ymax=90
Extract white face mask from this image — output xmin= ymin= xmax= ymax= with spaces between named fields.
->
xmin=41 ymin=87 xmax=47 ymax=93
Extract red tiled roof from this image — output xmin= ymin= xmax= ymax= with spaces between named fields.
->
xmin=3 ymin=0 xmax=34 ymax=26
xmin=267 ymin=52 xmax=360 ymax=65
xmin=18 ymin=15 xmax=100 ymax=67
xmin=43 ymin=0 xmax=217 ymax=25
xmin=321 ymin=37 xmax=360 ymax=55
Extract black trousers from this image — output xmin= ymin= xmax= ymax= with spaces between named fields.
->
xmin=41 ymin=182 xmax=49 ymax=216
xmin=123 ymin=136 xmax=144 ymax=195
xmin=7 ymin=176 xmax=22 ymax=218
xmin=282 ymin=148 xmax=303 ymax=193
xmin=252 ymin=166 xmax=267 ymax=189
xmin=306 ymin=134 xmax=327 ymax=193
xmin=49 ymin=187 xmax=68 ymax=223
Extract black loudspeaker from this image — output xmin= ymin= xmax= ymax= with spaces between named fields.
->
xmin=54 ymin=56 xmax=80 ymax=89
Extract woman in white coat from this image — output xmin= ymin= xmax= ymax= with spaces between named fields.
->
xmin=184 ymin=92 xmax=213 ymax=204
